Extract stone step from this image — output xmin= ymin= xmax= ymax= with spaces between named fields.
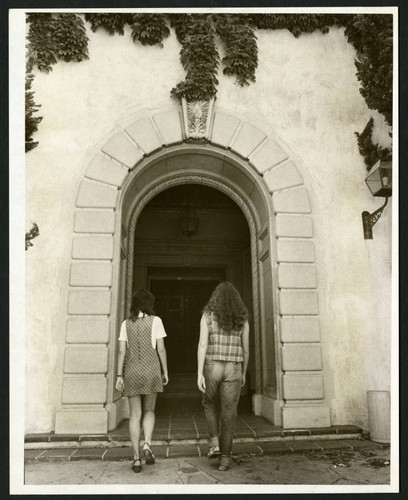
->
xmin=24 ymin=437 xmax=387 ymax=463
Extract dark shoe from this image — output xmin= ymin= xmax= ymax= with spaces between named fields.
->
xmin=143 ymin=444 xmax=155 ymax=465
xmin=132 ymin=459 xmax=142 ymax=473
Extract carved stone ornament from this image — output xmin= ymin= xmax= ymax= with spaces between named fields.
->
xmin=181 ymin=97 xmax=214 ymax=140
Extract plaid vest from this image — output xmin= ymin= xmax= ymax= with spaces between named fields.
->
xmin=205 ymin=313 xmax=244 ymax=362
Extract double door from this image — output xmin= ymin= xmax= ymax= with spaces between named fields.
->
xmin=150 ymin=278 xmax=220 ymax=373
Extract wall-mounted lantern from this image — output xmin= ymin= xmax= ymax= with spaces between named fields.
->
xmin=179 ymin=210 xmax=200 ymax=238
xmin=362 ymin=160 xmax=392 ymax=239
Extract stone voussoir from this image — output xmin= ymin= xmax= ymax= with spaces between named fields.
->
xmin=101 ymin=131 xmax=144 ymax=169
xmin=125 ymin=117 xmax=163 ymax=155
xmin=152 ymin=110 xmax=184 ymax=146
xmin=230 ymin=122 xmax=268 ymax=159
xmin=249 ymin=137 xmax=289 ymax=173
xmin=76 ymin=180 xmax=118 ymax=209
xmin=264 ymin=160 xmax=304 ymax=193
xmin=210 ymin=112 xmax=241 ymax=148
xmin=85 ymin=152 xmax=129 ymax=187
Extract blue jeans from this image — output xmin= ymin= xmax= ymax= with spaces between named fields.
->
xmin=202 ymin=360 xmax=242 ymax=459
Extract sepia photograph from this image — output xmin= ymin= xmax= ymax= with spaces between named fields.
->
xmin=10 ymin=5 xmax=398 ymax=494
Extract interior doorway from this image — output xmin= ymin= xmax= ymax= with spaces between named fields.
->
xmin=150 ymin=269 xmax=225 ymax=373
xmin=130 ymin=184 xmax=254 ymax=411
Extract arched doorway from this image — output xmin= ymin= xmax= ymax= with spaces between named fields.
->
xmin=130 ymin=184 xmax=254 ymax=411
xmin=57 ymin=104 xmax=330 ymax=434
xmin=114 ymin=148 xmax=275 ymax=423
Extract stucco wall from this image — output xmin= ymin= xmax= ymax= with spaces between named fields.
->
xmin=25 ymin=20 xmax=392 ymax=433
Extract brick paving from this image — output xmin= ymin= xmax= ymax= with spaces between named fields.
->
xmin=25 ymin=411 xmax=388 ymax=463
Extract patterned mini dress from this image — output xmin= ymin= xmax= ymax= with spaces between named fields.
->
xmin=123 ymin=315 xmax=164 ymax=396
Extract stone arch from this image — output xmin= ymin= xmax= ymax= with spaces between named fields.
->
xmin=56 ymin=103 xmax=329 ymax=434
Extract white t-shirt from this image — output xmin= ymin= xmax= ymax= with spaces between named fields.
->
xmin=118 ymin=313 xmax=167 ymax=349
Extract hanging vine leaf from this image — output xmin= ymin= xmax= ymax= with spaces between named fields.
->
xmin=345 ymin=15 xmax=393 ymax=125
xmin=84 ymin=13 xmax=131 ymax=35
xmin=170 ymin=14 xmax=220 ymax=101
xmin=26 ymin=13 xmax=58 ymax=73
xmin=130 ymin=14 xmax=170 ymax=46
xmin=25 ymin=223 xmax=40 ymax=250
xmin=27 ymin=13 xmax=89 ymax=72
xmin=355 ymin=118 xmax=392 ymax=169
xmin=25 ymin=61 xmax=42 ymax=153
xmin=214 ymin=14 xmax=258 ymax=86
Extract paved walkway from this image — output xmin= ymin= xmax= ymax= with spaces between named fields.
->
xmin=24 ymin=447 xmax=391 ymax=488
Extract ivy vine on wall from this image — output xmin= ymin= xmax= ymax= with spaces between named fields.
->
xmin=25 ymin=12 xmax=393 ymax=168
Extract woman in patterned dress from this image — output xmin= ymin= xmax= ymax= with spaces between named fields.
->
xmin=197 ymin=282 xmax=250 ymax=471
xmin=116 ymin=289 xmax=169 ymax=473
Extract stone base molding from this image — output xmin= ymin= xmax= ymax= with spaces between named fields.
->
xmin=55 ymin=408 xmax=108 ymax=434
xmin=55 ymin=102 xmax=330 ymax=433
xmin=252 ymin=394 xmax=284 ymax=426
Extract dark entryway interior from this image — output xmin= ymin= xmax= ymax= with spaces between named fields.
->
xmin=132 ymin=184 xmax=254 ymax=413
xmin=150 ymin=269 xmax=225 ymax=373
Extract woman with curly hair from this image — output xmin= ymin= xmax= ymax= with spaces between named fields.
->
xmin=116 ymin=289 xmax=169 ymax=473
xmin=197 ymin=281 xmax=250 ymax=471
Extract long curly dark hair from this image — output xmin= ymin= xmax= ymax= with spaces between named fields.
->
xmin=203 ymin=281 xmax=248 ymax=332
xmin=129 ymin=289 xmax=155 ymax=320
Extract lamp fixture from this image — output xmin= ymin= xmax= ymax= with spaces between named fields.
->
xmin=179 ymin=209 xmax=199 ymax=238
xmin=362 ymin=160 xmax=392 ymax=239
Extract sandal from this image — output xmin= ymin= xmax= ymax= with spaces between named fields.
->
xmin=143 ymin=443 xmax=155 ymax=465
xmin=207 ymin=446 xmax=221 ymax=458
xmin=132 ymin=458 xmax=142 ymax=473
xmin=218 ymin=456 xmax=230 ymax=471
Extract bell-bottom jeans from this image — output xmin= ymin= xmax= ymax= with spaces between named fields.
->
xmin=202 ymin=360 xmax=242 ymax=460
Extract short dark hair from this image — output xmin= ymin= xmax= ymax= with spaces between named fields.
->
xmin=129 ymin=289 xmax=155 ymax=319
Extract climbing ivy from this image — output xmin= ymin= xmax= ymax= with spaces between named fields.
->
xmin=214 ymin=14 xmax=258 ymax=86
xmin=25 ymin=61 xmax=42 ymax=153
xmin=355 ymin=118 xmax=392 ymax=170
xmin=25 ymin=12 xmax=393 ymax=164
xmin=130 ymin=14 xmax=170 ymax=46
xmin=345 ymin=15 xmax=393 ymax=126
xmin=84 ymin=13 xmax=131 ymax=35
xmin=170 ymin=14 xmax=220 ymax=101
xmin=25 ymin=223 xmax=40 ymax=250
xmin=27 ymin=13 xmax=88 ymax=73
